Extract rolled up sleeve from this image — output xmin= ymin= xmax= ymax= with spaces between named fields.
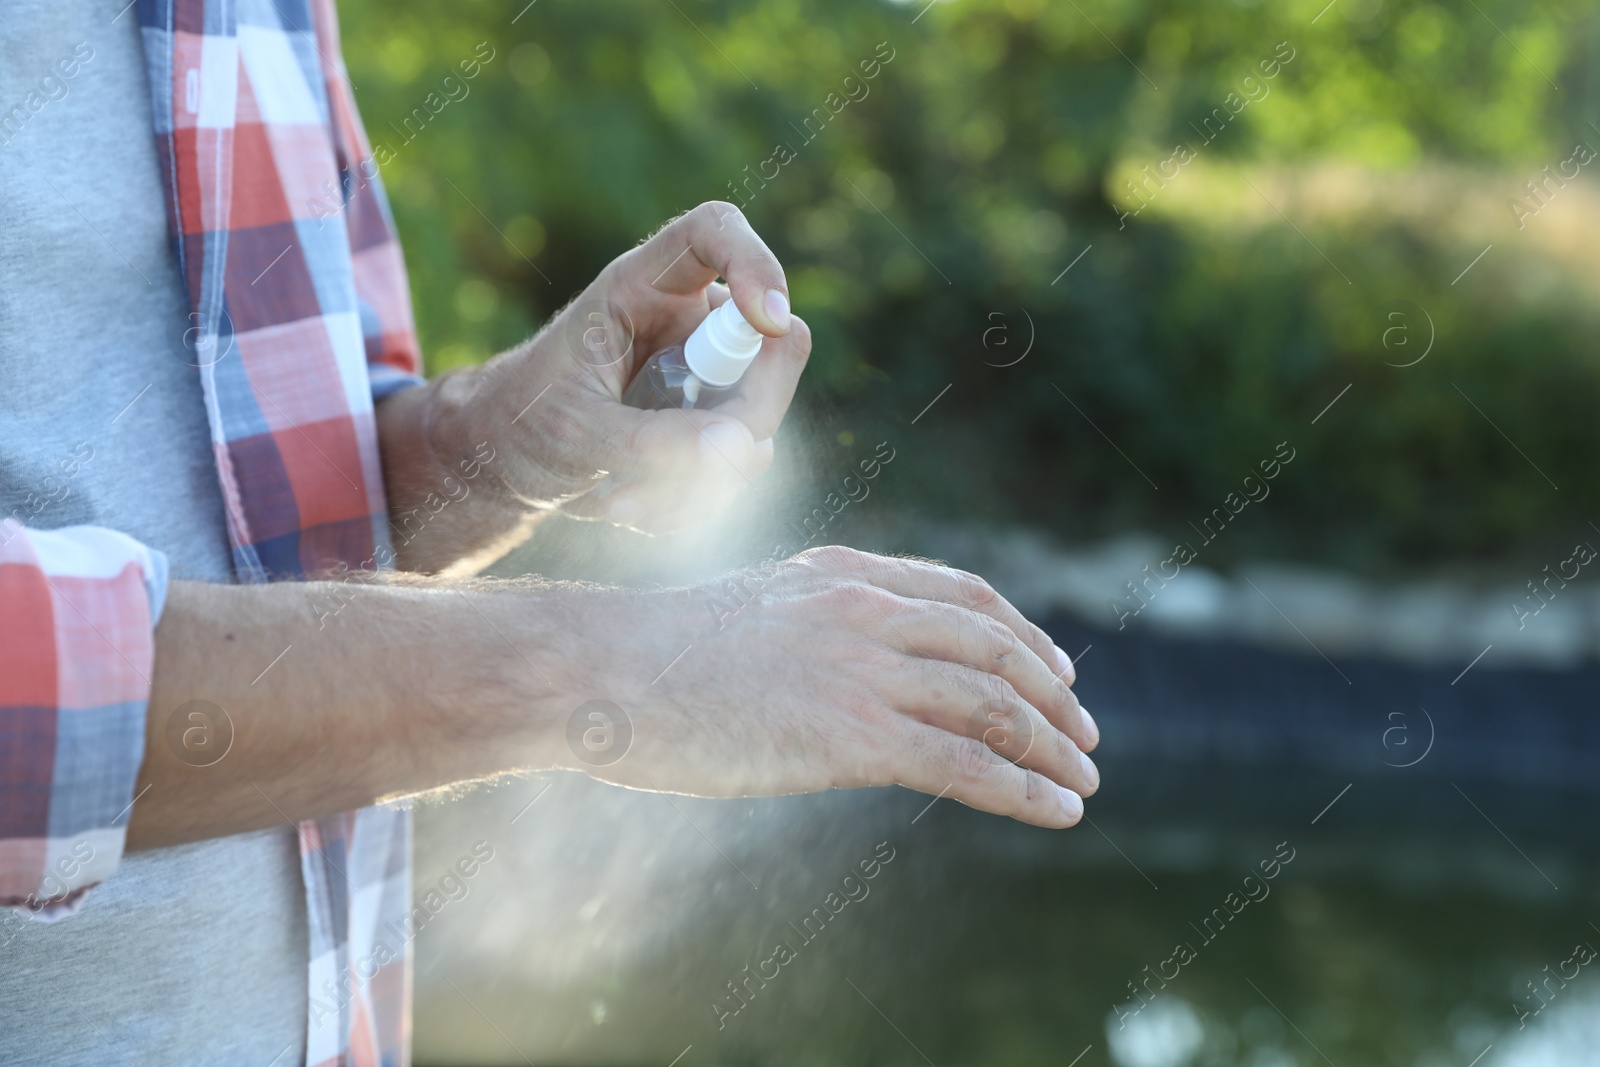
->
xmin=0 ymin=519 xmax=168 ymax=921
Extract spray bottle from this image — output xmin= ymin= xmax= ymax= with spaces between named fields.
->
xmin=621 ymin=300 xmax=763 ymax=411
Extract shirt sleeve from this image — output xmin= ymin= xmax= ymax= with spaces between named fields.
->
xmin=0 ymin=520 xmax=168 ymax=922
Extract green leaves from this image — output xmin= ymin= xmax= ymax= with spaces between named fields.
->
xmin=340 ymin=0 xmax=1600 ymax=573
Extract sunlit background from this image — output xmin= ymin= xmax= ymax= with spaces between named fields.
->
xmin=334 ymin=0 xmax=1600 ymax=1063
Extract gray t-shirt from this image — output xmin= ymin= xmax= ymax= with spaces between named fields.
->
xmin=1 ymin=2 xmax=307 ymax=1062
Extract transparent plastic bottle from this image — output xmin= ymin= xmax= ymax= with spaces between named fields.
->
xmin=622 ymin=300 xmax=763 ymax=411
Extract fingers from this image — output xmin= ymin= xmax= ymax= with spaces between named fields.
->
xmin=552 ymin=310 xmax=794 ymax=527
xmin=552 ymin=204 xmax=803 ymax=523
xmin=833 ymin=550 xmax=1071 ymax=680
xmin=887 ymin=658 xmax=1098 ymax=797
xmin=541 ymin=206 xmax=803 ymax=533
xmin=570 ymin=436 xmax=775 ymax=530
xmin=802 ymin=547 xmax=1095 ymax=748
xmin=894 ymin=721 xmax=1084 ymax=829
xmin=888 ymin=559 xmax=1074 ymax=685
xmin=715 ymin=315 xmax=811 ymax=441
xmin=871 ymin=598 xmax=1095 ymax=755
xmin=580 ymin=386 xmax=765 ymax=478
xmin=628 ymin=203 xmax=792 ymax=336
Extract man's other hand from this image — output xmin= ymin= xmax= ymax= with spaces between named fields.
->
xmin=546 ymin=546 xmax=1099 ymax=828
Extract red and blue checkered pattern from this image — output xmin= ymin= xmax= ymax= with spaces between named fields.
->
xmin=3 ymin=1 xmax=423 ymax=1063
xmin=140 ymin=0 xmax=421 ymax=1060
xmin=0 ymin=522 xmax=165 ymax=918
xmin=139 ymin=0 xmax=421 ymax=586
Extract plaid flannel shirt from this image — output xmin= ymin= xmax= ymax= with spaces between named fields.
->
xmin=1 ymin=0 xmax=423 ymax=1063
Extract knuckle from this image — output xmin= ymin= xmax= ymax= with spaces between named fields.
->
xmin=977 ymin=700 xmax=1026 ymax=752
xmin=972 ymin=671 xmax=1017 ymax=710
xmin=820 ymin=580 xmax=895 ymax=621
xmin=848 ymin=635 xmax=902 ymax=675
xmin=1028 ymin=621 xmax=1054 ymax=653
xmin=1021 ymin=768 xmax=1050 ymax=808
xmin=1045 ymin=722 xmax=1076 ymax=770
xmin=840 ymin=686 xmax=890 ymax=730
xmin=954 ymin=571 xmax=999 ymax=612
xmin=645 ymin=207 xmax=693 ymax=245
xmin=952 ymin=737 xmax=996 ymax=784
xmin=800 ymin=543 xmax=870 ymax=575
xmin=698 ymin=200 xmax=744 ymax=228
xmin=1009 ymin=707 xmax=1043 ymax=758
xmin=1054 ymin=678 xmax=1080 ymax=718
xmin=974 ymin=616 xmax=1019 ymax=664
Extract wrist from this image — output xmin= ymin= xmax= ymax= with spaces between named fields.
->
xmin=380 ymin=366 xmax=547 ymax=574
xmin=470 ymin=581 xmax=701 ymax=779
xmin=428 ymin=349 xmax=597 ymax=506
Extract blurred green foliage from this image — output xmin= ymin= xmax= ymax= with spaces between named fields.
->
xmin=339 ymin=0 xmax=1600 ymax=575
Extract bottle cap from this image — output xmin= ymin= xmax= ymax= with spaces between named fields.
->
xmin=684 ymin=301 xmax=764 ymax=388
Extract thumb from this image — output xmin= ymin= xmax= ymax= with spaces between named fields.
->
xmin=582 ymin=434 xmax=774 ymax=530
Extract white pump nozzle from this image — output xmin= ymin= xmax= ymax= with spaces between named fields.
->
xmin=683 ymin=300 xmax=763 ymax=388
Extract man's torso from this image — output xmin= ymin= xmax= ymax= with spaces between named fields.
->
xmin=0 ymin=2 xmax=308 ymax=1061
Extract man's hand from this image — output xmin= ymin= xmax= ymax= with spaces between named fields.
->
xmin=548 ymin=546 xmax=1100 ymax=827
xmin=377 ymin=202 xmax=809 ymax=574
xmin=131 ymin=548 xmax=1096 ymax=848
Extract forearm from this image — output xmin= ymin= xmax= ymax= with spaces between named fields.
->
xmin=128 ymin=576 xmax=569 ymax=850
xmin=126 ymin=546 xmax=1099 ymax=850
